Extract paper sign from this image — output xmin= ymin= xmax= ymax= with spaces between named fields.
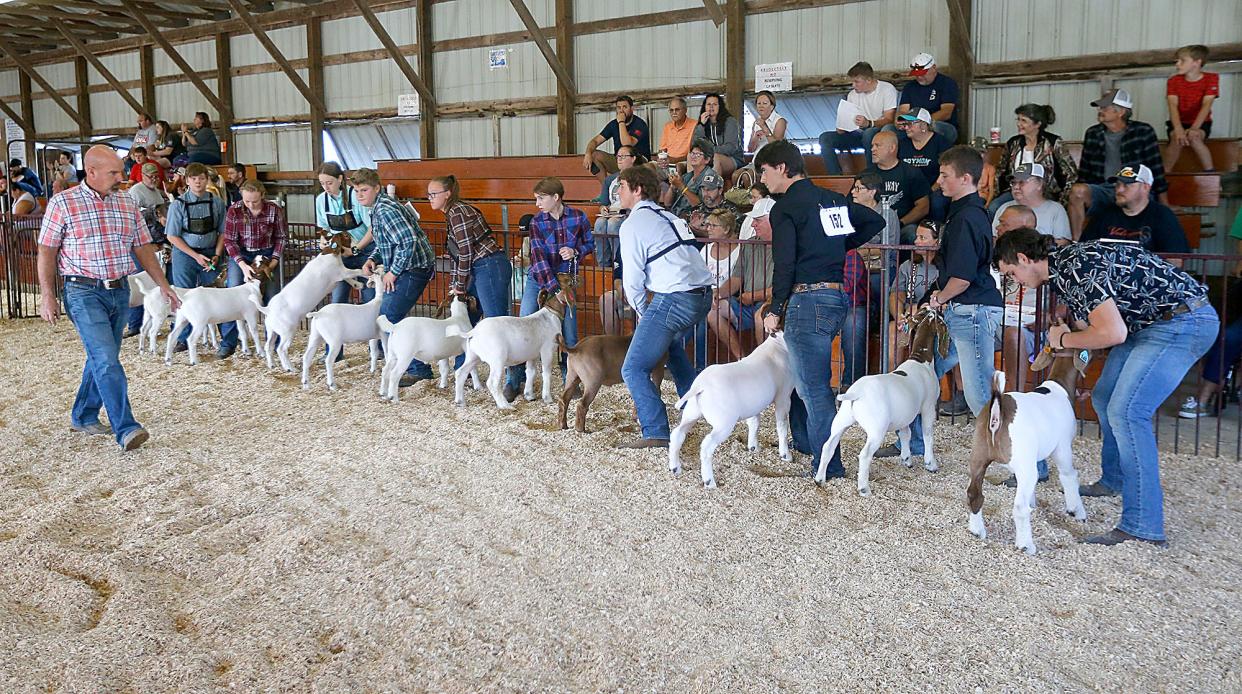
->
xmin=819 ymin=205 xmax=855 ymax=237
xmin=489 ymin=48 xmax=508 ymax=70
xmin=6 ymin=119 xmax=24 ymax=163
xmin=397 ymin=93 xmax=420 ymax=117
xmin=754 ymin=62 xmax=793 ymax=92
xmin=835 ymin=100 xmax=862 ymax=132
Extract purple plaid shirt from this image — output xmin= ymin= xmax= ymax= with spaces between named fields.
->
xmin=528 ymin=206 xmax=594 ymax=290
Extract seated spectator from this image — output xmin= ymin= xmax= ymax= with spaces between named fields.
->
xmin=127 ymin=112 xmax=158 ymax=175
xmin=599 ymin=255 xmax=629 ymax=336
xmin=993 ymin=206 xmax=1040 ymax=372
xmin=583 ymin=95 xmax=650 ymax=181
xmin=127 ymin=147 xmax=164 ymax=185
xmin=127 ymin=163 xmax=169 ymax=211
xmin=224 ymin=163 xmax=246 ymax=205
xmin=664 ymin=139 xmax=718 ymax=217
xmin=708 ymin=201 xmax=774 ymax=361
xmin=696 ymin=209 xmax=744 ymax=368
xmin=739 ymin=182 xmax=771 ymax=239
xmin=1068 ymin=88 xmax=1168 ymax=238
xmin=684 ymin=171 xmax=739 ymax=239
xmin=693 ymin=93 xmax=743 ymax=180
xmin=747 ymin=90 xmax=787 ymax=155
xmin=182 ymin=112 xmax=223 ymax=165
xmin=1165 ymin=44 xmax=1218 ymax=172
xmin=1080 ymin=165 xmax=1188 ymax=254
xmin=54 ymin=150 xmax=79 ymax=187
xmin=867 ymin=131 xmax=930 ymax=241
xmin=658 ymin=97 xmax=694 ymax=165
xmin=897 ymin=109 xmax=952 ymax=190
xmin=593 ymin=145 xmax=636 ymax=268
xmin=1181 ymin=274 xmax=1242 ymax=419
xmin=819 ymin=61 xmax=898 ymax=174
xmin=991 ymin=104 xmax=1078 ymax=215
xmin=149 ymin=120 xmax=182 ymax=170
xmin=8 ymin=158 xmax=43 ymax=197
xmin=890 ymin=52 xmax=959 ymax=142
xmin=887 ymin=220 xmax=940 ymax=363
xmin=992 ymin=164 xmax=1072 ymax=242
xmin=8 ymin=180 xmax=39 ymax=215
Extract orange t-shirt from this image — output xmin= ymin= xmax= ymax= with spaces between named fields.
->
xmin=660 ymin=119 xmax=695 ymax=159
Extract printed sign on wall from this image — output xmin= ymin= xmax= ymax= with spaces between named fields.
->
xmin=755 ymin=62 xmax=793 ymax=92
xmin=489 ymin=49 xmax=509 ymax=70
xmin=397 ymin=93 xmax=420 ymax=117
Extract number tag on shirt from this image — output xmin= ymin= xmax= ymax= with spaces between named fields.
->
xmin=819 ymin=205 xmax=855 ymax=237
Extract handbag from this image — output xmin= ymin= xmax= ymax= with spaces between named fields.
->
xmin=724 ymin=167 xmax=755 ymax=209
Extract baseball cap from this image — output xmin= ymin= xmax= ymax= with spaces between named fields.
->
xmin=700 ymin=171 xmax=724 ymax=190
xmin=898 ymin=108 xmax=933 ymax=125
xmin=1091 ymin=88 xmax=1133 ymax=109
xmin=909 ymin=52 xmax=935 ymax=76
xmin=1011 ymin=163 xmax=1046 ymax=181
xmin=141 ymin=162 xmax=160 ymax=176
xmin=1108 ymin=164 xmax=1154 ymax=185
xmin=746 ymin=197 xmax=775 ymax=219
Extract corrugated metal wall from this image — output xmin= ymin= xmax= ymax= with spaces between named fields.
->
xmin=576 ymin=23 xmax=724 ymax=95
xmin=87 ymin=52 xmax=143 ymax=132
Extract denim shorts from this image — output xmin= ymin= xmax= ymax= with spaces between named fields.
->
xmin=728 ymin=297 xmax=760 ymax=330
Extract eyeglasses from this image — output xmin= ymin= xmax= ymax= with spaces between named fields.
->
xmin=688 ymin=151 xmax=705 ymax=159
xmin=617 ymin=154 xmax=635 ymax=160
xmin=427 ymin=190 xmax=449 ymax=199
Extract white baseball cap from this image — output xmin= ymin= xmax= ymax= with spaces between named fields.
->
xmin=898 ymin=108 xmax=933 ymax=125
xmin=746 ymin=197 xmax=775 ymax=219
xmin=909 ymin=53 xmax=936 ymax=75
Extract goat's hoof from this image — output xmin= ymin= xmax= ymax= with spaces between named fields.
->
xmin=780 ymin=452 xmax=792 ymax=462
xmin=1070 ymin=508 xmax=1087 ymax=521
xmin=703 ymin=478 xmax=716 ymax=489
xmin=858 ymin=487 xmax=871 ymax=497
xmin=523 ymin=393 xmax=537 ymax=402
xmin=1018 ymin=544 xmax=1037 ymax=556
xmin=924 ymin=462 xmax=939 ymax=473
xmin=301 ymin=382 xmax=310 ymax=390
xmin=747 ymin=444 xmax=758 ymax=452
xmin=670 ymin=465 xmax=681 ymax=476
xmin=328 ymin=384 xmax=338 ymax=392
xmin=901 ymin=457 xmax=914 ymax=469
xmin=163 ymin=360 xmax=172 ymax=366
xmin=970 ymin=527 xmax=987 ymax=540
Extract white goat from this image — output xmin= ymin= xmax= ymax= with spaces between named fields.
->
xmin=164 ymin=280 xmax=263 ymax=365
xmin=300 ymin=274 xmax=386 ymax=391
xmin=136 ymin=285 xmax=204 ymax=355
xmin=967 ymin=347 xmax=1089 ymax=555
xmin=669 ymin=332 xmax=794 ymax=489
xmin=451 ymin=277 xmax=574 ymax=409
xmin=816 ymin=308 xmax=948 ymax=496
xmin=248 ymin=243 xmax=364 ymax=372
xmin=379 ymin=296 xmax=481 ymax=402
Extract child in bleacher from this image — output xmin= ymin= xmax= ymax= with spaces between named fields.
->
xmin=1165 ymin=44 xmax=1218 ymax=172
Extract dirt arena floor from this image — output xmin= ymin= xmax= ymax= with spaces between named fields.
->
xmin=0 ymin=316 xmax=1239 ymax=692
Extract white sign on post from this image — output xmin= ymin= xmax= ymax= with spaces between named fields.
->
xmin=397 ymin=93 xmax=420 ymax=117
xmin=6 ymin=119 xmax=24 ymax=163
xmin=754 ymin=62 xmax=793 ymax=93
xmin=489 ymin=48 xmax=508 ymax=70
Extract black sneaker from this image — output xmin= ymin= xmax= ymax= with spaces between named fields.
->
xmin=872 ymin=444 xmax=902 ymax=458
xmin=1004 ymin=473 xmax=1049 ymax=488
xmin=1079 ymin=528 xmax=1166 ymax=547
xmin=938 ymin=392 xmax=971 ymax=417
xmin=122 ymin=327 xmax=141 ymax=339
xmin=502 ymin=382 xmax=521 ymax=403
xmin=1078 ymin=481 xmax=1119 ymax=498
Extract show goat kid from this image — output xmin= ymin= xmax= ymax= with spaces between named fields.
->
xmin=137 ymin=285 xmax=202 ymax=355
xmin=817 ymin=308 xmax=948 ymax=496
xmin=164 ymin=280 xmax=263 ymax=365
xmin=378 ymin=295 xmax=481 ymax=402
xmin=451 ymin=274 xmax=575 ymax=409
xmin=249 ymin=232 xmax=364 ymax=372
xmin=967 ymin=344 xmax=1089 ymax=555
xmin=557 ymin=334 xmax=665 ymax=433
xmin=669 ymin=331 xmax=794 ymax=489
xmin=300 ymin=273 xmax=386 ymax=391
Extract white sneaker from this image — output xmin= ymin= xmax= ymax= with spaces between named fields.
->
xmin=1178 ymin=396 xmax=1211 ymax=419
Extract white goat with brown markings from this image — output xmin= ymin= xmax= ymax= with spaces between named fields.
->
xmin=967 ymin=344 xmax=1090 ymax=555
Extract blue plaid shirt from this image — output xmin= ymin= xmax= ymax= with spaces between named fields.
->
xmin=528 ymin=205 xmax=594 ymax=290
xmin=367 ymin=194 xmax=434 ymax=276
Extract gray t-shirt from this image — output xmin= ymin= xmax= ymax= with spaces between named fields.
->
xmin=731 ymin=242 xmax=774 ymax=294
xmin=1103 ymin=130 xmax=1124 ymax=182
xmin=188 ymin=127 xmax=220 ymax=157
xmin=894 ymin=259 xmax=939 ymax=303
xmin=993 ymin=199 xmax=1073 ymax=241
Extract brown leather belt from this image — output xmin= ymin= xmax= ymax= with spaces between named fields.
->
xmin=64 ymin=275 xmax=126 ymax=289
xmin=1159 ymin=295 xmax=1210 ymax=321
xmin=792 ymin=281 xmax=843 ymax=294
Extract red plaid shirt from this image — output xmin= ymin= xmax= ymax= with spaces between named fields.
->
xmin=843 ymin=250 xmax=869 ymax=308
xmin=38 ymin=183 xmax=153 ymax=280
xmin=223 ymin=200 xmax=287 ymax=260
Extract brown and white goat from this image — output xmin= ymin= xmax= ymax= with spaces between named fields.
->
xmin=966 ymin=346 xmax=1090 ymax=555
xmin=557 ymin=334 xmax=665 ymax=433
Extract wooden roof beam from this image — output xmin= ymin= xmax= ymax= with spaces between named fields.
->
xmin=350 ymin=0 xmax=437 ymax=110
xmin=506 ymin=0 xmax=577 ymax=96
xmin=0 ymin=98 xmax=31 ymax=134
xmin=0 ymin=5 xmax=160 ymax=30
xmin=0 ymin=36 xmax=89 ymax=131
xmin=58 ymin=26 xmax=147 ymax=116
xmin=701 ymin=0 xmax=725 ymax=26
xmin=225 ymin=0 xmax=327 ymax=115
xmin=118 ymin=0 xmax=230 ymax=117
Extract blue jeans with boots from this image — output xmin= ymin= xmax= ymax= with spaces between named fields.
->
xmin=621 ymin=289 xmax=712 ymax=440
xmin=63 ymin=282 xmax=144 ymax=446
xmin=784 ymin=288 xmax=849 ymax=476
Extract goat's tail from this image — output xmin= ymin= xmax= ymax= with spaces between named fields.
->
xmin=836 ymin=391 xmax=861 ymax=404
xmin=247 ymin=293 xmax=269 ymax=315
xmin=988 ymin=370 xmax=1006 ymax=446
xmin=555 ymin=334 xmax=576 ymax=354
xmin=675 ymin=382 xmax=706 ymax=411
xmin=376 ymin=315 xmax=395 ymax=334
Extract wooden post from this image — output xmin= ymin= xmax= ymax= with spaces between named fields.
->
xmin=555 ymin=0 xmax=574 ymax=154
xmin=506 ymin=0 xmax=577 ymax=95
xmin=946 ymin=0 xmax=973 ymax=143
xmin=415 ymin=0 xmax=436 ymax=158
xmin=140 ymin=44 xmax=156 ymax=117
xmin=74 ymin=56 xmax=92 ymax=140
xmin=19 ymin=72 xmax=34 ymax=167
xmin=216 ymin=33 xmax=235 ymax=164
xmin=307 ymin=18 xmax=325 ymax=169
xmin=725 ymin=0 xmax=745 ymax=121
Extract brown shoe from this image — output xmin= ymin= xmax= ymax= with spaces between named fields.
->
xmin=1079 ymin=528 xmax=1167 ymax=548
xmin=615 ymin=437 xmax=670 ymax=449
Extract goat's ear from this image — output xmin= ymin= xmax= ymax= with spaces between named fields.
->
xmin=936 ymin=320 xmax=949 ymax=358
xmin=1074 ymin=350 xmax=1090 ymax=376
xmin=1030 ymin=346 xmax=1054 ymax=372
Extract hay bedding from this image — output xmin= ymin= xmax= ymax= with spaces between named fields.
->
xmin=0 ymin=318 xmax=1238 ymax=692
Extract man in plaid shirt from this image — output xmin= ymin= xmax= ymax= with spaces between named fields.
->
xmin=1068 ymin=88 xmax=1169 ymax=239
xmin=37 ymin=146 xmax=179 ymax=451
xmin=216 ymin=179 xmax=288 ymax=357
xmin=351 ymin=167 xmax=437 ymax=386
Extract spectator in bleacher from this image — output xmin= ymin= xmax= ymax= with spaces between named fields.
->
xmin=747 ymin=90 xmax=787 ymax=155
xmin=693 ymin=93 xmax=743 ymax=180
xmin=992 ymin=164 xmax=1071 ymax=242
xmin=658 ymin=97 xmax=694 ymax=165
xmin=127 ymin=163 xmax=168 ymax=211
xmin=1180 ymin=276 xmax=1242 ymax=419
xmin=1080 ymin=165 xmax=1188 ymax=255
xmin=165 ymin=162 xmax=228 ymax=352
xmin=126 ymin=147 xmax=164 ymax=186
xmin=888 ymin=220 xmax=940 ymax=362
xmin=891 ymin=53 xmax=959 ymax=143
xmin=1068 ymin=89 xmax=1168 ymax=239
xmin=217 ymin=179 xmax=286 ymax=359
xmin=504 ymin=176 xmax=593 ymax=401
xmin=149 ymin=120 xmax=181 ymax=170
xmin=593 ymin=144 xmax=635 ymax=268
xmin=582 ymin=95 xmax=650 ymax=181
xmin=9 ymin=158 xmax=43 ymax=197
xmin=710 ymin=199 xmax=775 ymax=360
xmin=684 ymin=171 xmax=739 ymax=238
xmin=354 ymin=167 xmax=437 ymax=386
xmin=897 ymin=109 xmax=952 ymax=220
xmin=819 ymin=61 xmax=898 ymax=174
xmin=428 ymin=174 xmax=513 ymax=328
xmin=126 ymin=113 xmax=158 ymax=176
xmin=181 ymin=112 xmax=222 ymax=165
xmin=694 ymin=209 xmax=744 ymax=368
xmin=991 ymin=104 xmax=1078 ymax=216
xmin=665 ymin=139 xmax=718 ymax=217
xmin=317 ymin=161 xmax=374 ymax=305
xmin=54 ymin=151 xmax=79 ymax=187
xmin=739 ymin=182 xmax=771 ymax=240
xmin=8 ymin=180 xmax=39 ymax=216
xmin=1165 ymin=44 xmax=1218 ymax=172
xmin=224 ymin=163 xmax=246 ymax=206
xmin=868 ymin=131 xmax=930 ymax=240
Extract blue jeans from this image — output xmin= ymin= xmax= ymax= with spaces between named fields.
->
xmin=818 ymin=127 xmax=880 ymax=174
xmin=1091 ymin=305 xmax=1217 ymax=541
xmin=905 ymin=303 xmax=1003 ymax=455
xmin=840 ymin=304 xmax=869 ymax=387
xmin=784 ymin=289 xmax=849 ymax=474
xmin=465 ymin=252 xmax=513 ymax=324
xmin=622 ymin=289 xmax=712 ymax=439
xmin=688 ymin=317 xmax=709 ymax=373
xmin=187 ymin=151 xmax=222 ymax=165
xmin=382 ymin=266 xmax=436 ymax=377
xmin=593 ymin=216 xmax=622 ymax=268
xmin=1086 ymin=183 xmax=1116 ymax=217
xmin=218 ymin=247 xmax=275 ymax=351
xmin=170 ymin=245 xmax=222 ymax=344
xmin=1202 ymin=317 xmax=1242 ymax=385
xmin=330 ymin=245 xmax=376 ymax=305
xmin=63 ymin=282 xmax=143 ymax=445
xmin=126 ymin=250 xmax=145 ymax=333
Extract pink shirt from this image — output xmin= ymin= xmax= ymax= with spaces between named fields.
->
xmin=38 ymin=183 xmax=153 ymax=280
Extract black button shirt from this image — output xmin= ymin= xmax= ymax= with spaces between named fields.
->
xmin=935 ymin=192 xmax=1003 ymax=307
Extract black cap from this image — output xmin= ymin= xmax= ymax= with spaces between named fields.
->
xmin=518 ymin=213 xmax=535 ymax=231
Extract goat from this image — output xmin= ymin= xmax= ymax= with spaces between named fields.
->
xmin=669 ymin=331 xmax=794 ymax=489
xmin=377 ymin=295 xmax=482 ymax=402
xmin=816 ymin=307 xmax=948 ymax=496
xmin=300 ymin=273 xmax=386 ymax=391
xmin=248 ymin=232 xmax=365 ymax=372
xmin=136 ymin=285 xmax=204 ymax=355
xmin=451 ymin=274 xmax=575 ymax=409
xmin=164 ymin=279 xmax=263 ymax=365
xmin=966 ymin=344 xmax=1090 ymax=555
xmin=557 ymin=334 xmax=666 ymax=433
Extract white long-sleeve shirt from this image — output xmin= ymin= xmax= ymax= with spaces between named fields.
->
xmin=619 ymin=200 xmax=714 ymax=318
